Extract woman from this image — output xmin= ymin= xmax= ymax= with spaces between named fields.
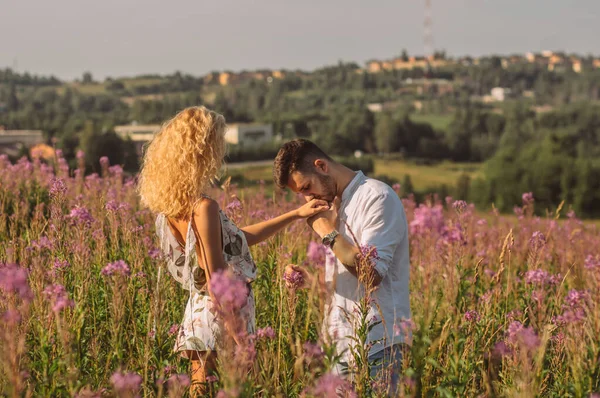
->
xmin=138 ymin=106 xmax=327 ymax=395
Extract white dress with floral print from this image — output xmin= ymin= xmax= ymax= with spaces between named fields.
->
xmin=155 ymin=206 xmax=256 ymax=355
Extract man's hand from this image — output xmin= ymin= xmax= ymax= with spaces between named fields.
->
xmin=307 ymin=197 xmax=340 ymax=238
xmin=283 ymin=264 xmax=311 ymax=290
xmin=294 ymin=199 xmax=330 ymax=219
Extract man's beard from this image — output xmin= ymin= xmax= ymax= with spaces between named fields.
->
xmin=315 ymin=174 xmax=336 ymax=203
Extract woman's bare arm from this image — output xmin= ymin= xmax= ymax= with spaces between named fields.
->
xmin=241 ymin=199 xmax=329 ymax=246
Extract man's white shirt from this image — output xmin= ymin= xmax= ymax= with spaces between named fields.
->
xmin=324 ymin=171 xmax=411 ymax=363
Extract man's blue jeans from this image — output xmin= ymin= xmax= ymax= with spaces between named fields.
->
xmin=333 ymin=343 xmax=406 ymax=396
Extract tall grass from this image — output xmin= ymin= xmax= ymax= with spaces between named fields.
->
xmin=1 ymin=153 xmax=600 ymax=397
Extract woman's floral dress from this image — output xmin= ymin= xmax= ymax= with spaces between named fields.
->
xmin=155 ymin=203 xmax=256 ymax=356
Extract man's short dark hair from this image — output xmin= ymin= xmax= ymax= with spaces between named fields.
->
xmin=273 ymin=139 xmax=332 ymax=189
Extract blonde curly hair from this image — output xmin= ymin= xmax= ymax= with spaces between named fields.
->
xmin=138 ymin=106 xmax=226 ymax=218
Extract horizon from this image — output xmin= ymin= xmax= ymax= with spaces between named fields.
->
xmin=3 ymin=0 xmax=599 ymax=81
xmin=3 ymin=48 xmax=599 ymax=83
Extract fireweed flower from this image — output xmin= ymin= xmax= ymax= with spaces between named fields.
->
xmin=3 ymin=309 xmax=22 ymax=325
xmin=216 ymin=388 xmax=241 ymax=398
xmin=565 ymin=289 xmax=588 ymax=308
xmin=307 ymin=241 xmax=326 ymax=265
xmin=209 ymin=270 xmax=249 ymax=313
xmin=166 ymin=374 xmax=190 ymax=388
xmin=493 ymin=341 xmax=511 ymax=357
xmin=522 ymin=192 xmax=534 ymax=205
xmin=134 ymin=271 xmax=146 ymax=279
xmin=148 ymin=248 xmax=161 ymax=260
xmin=506 ymin=309 xmax=523 ymax=321
xmin=524 ymin=269 xmax=561 ymax=286
xmin=506 ymin=321 xmax=540 ymax=351
xmin=43 ymin=284 xmax=74 ymax=312
xmin=99 ymin=156 xmax=110 ymax=168
xmin=464 ymin=310 xmax=480 ymax=323
xmin=359 ymin=244 xmax=380 ymax=261
xmin=303 ymin=341 xmax=325 ymax=362
xmin=49 ymin=177 xmax=67 ymax=198
xmin=584 ymin=255 xmax=600 ymax=270
xmin=69 ymin=206 xmax=94 ymax=227
xmin=307 ymin=373 xmax=357 ymax=398
xmin=249 ymin=209 xmax=268 ymax=220
xmin=256 ymin=326 xmax=276 ymax=340
xmin=28 ymin=235 xmax=54 ymax=251
xmin=105 ymin=200 xmax=121 ymax=212
xmin=108 ymin=165 xmax=123 ymax=176
xmin=529 ymin=231 xmax=546 ymax=248
xmin=52 ymin=259 xmax=70 ymax=273
xmin=225 ymin=197 xmax=243 ymax=213
xmin=225 ymin=197 xmax=243 ymax=222
xmin=394 ymin=318 xmax=416 ymax=344
xmin=452 ymin=200 xmax=468 ymax=213
xmin=0 ymin=263 xmax=33 ymax=302
xmin=110 ymin=371 xmax=142 ymax=397
xmin=410 ymin=203 xmax=445 ymax=236
xmin=441 ymin=224 xmax=466 ymax=245
xmin=357 ymin=244 xmax=380 ymax=273
xmin=101 ymin=260 xmax=131 ymax=277
xmin=168 ymin=324 xmax=180 ymax=336
xmin=205 ymin=375 xmax=219 ymax=383
xmin=283 ymin=269 xmax=304 ymax=289
xmin=514 ymin=206 xmax=524 ymax=219
xmin=234 ymin=339 xmax=257 ymax=363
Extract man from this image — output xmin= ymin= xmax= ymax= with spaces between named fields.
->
xmin=273 ymin=139 xmax=411 ymax=392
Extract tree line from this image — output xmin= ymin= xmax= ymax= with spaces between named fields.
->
xmin=1 ymin=59 xmax=600 ymax=216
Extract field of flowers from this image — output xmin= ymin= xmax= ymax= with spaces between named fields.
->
xmin=1 ymin=152 xmax=600 ymax=397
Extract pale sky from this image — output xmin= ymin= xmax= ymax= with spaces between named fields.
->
xmin=2 ymin=0 xmax=599 ymax=81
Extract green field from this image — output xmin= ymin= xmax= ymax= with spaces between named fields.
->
xmin=224 ymin=158 xmax=482 ymax=193
xmin=373 ymin=158 xmax=481 ymax=191
xmin=409 ymin=113 xmax=453 ymax=131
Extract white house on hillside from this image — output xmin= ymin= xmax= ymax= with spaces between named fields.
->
xmin=114 ymin=124 xmax=162 ymax=155
xmin=114 ymin=124 xmax=161 ymax=142
xmin=490 ymin=87 xmax=513 ymax=102
xmin=114 ymin=122 xmax=274 ymax=154
xmin=0 ymin=130 xmax=45 ymax=157
xmin=225 ymin=123 xmax=273 ymax=148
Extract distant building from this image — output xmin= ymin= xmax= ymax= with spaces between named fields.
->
xmin=225 ymin=123 xmax=273 ymax=148
xmin=366 ymin=103 xmax=383 ymax=113
xmin=114 ymin=124 xmax=161 ymax=155
xmin=547 ymin=54 xmax=567 ymax=71
xmin=219 ymin=72 xmax=232 ymax=86
xmin=525 ymin=52 xmax=537 ymax=63
xmin=114 ymin=122 xmax=275 ymax=152
xmin=366 ymin=61 xmax=383 ymax=73
xmin=114 ymin=124 xmax=161 ymax=142
xmin=0 ymin=129 xmax=45 ymax=157
xmin=522 ymin=90 xmax=535 ymax=98
xmin=367 ymin=56 xmax=449 ymax=73
xmin=490 ymin=87 xmax=512 ymax=102
xmin=541 ymin=50 xmax=554 ymax=58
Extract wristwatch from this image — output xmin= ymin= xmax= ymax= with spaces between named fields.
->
xmin=322 ymin=230 xmax=339 ymax=248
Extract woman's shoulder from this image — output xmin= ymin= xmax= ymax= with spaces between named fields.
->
xmin=192 ymin=197 xmax=222 ymax=223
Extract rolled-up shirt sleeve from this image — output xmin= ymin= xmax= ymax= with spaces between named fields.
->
xmin=359 ymin=193 xmax=405 ymax=279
